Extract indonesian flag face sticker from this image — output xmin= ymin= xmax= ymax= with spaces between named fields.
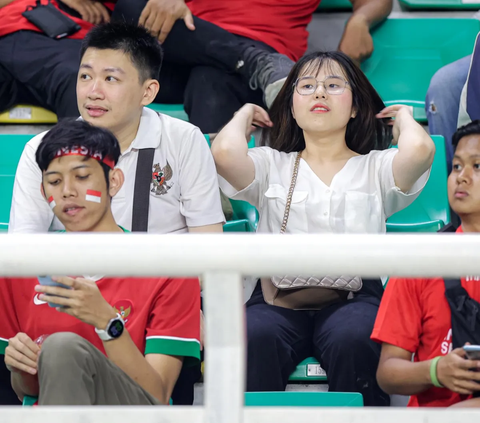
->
xmin=48 ymin=196 xmax=56 ymax=210
xmin=85 ymin=189 xmax=102 ymax=203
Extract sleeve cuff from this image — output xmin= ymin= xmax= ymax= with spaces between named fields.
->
xmin=186 ymin=212 xmax=226 ymax=228
xmin=0 ymin=338 xmax=8 ymax=355
xmin=370 ymin=331 xmax=417 ymax=353
xmin=145 ymin=337 xmax=201 ymax=366
xmin=218 ymin=175 xmax=257 ymax=200
xmin=393 ymin=166 xmax=431 ymax=198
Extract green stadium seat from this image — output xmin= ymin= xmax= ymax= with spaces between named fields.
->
xmin=0 ymin=104 xmax=188 ymax=124
xmin=0 ymin=134 xmax=34 ymax=232
xmin=362 ymin=18 xmax=480 ymax=123
xmin=386 ymin=135 xmax=450 ymax=232
xmin=317 ymin=0 xmax=352 ymax=11
xmin=398 ymin=0 xmax=480 ymax=10
xmin=289 ymin=357 xmax=328 ymax=383
xmin=22 ymin=396 xmax=37 ymax=406
xmin=245 ymin=391 xmax=363 ymax=407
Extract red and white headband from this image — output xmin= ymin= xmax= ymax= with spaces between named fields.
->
xmin=54 ymin=145 xmax=115 ymax=169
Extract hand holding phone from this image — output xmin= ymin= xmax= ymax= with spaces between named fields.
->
xmin=464 ymin=345 xmax=480 ymax=361
xmin=37 ymin=276 xmax=71 ymax=308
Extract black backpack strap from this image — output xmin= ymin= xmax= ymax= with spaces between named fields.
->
xmin=444 ymin=278 xmax=462 ymax=290
xmin=132 ymin=148 xmax=155 ymax=232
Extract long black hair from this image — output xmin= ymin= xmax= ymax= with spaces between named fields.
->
xmin=264 ymin=51 xmax=391 ymax=154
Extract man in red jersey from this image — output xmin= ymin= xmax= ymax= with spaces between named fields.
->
xmin=114 ymin=0 xmax=392 ymax=132
xmin=0 ymin=0 xmax=115 ymax=117
xmin=372 ymin=120 xmax=480 ymax=408
xmin=1 ymin=119 xmax=201 ymax=405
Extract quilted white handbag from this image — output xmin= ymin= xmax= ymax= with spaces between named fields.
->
xmin=262 ymin=151 xmax=362 ymax=309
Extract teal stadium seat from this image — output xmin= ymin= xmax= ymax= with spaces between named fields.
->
xmin=398 ymin=0 xmax=480 ymax=10
xmin=386 ymin=135 xmax=450 ymax=232
xmin=0 ymin=135 xmax=34 ymax=231
xmin=362 ymin=18 xmax=480 ymax=123
xmin=245 ymin=391 xmax=363 ymax=407
xmin=317 ymin=0 xmax=352 ymax=11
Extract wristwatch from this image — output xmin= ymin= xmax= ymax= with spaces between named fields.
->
xmin=95 ymin=313 xmax=125 ymax=341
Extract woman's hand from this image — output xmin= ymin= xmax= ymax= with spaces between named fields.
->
xmin=378 ymin=104 xmax=434 ymax=193
xmin=235 ymin=103 xmax=273 ymax=140
xmin=376 ymin=104 xmax=414 ymax=145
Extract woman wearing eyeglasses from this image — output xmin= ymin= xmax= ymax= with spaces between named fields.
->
xmin=211 ymin=51 xmax=434 ymax=406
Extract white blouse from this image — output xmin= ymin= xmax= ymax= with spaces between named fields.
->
xmin=219 ymin=147 xmax=430 ymax=235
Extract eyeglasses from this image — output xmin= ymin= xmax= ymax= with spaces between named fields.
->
xmin=294 ymin=76 xmax=351 ymax=96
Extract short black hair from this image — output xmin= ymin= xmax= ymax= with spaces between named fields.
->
xmin=452 ymin=120 xmax=480 ymax=150
xmin=80 ymin=22 xmax=163 ymax=82
xmin=36 ymin=119 xmax=121 ymax=184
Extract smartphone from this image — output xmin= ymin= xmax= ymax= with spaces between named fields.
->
xmin=37 ymin=276 xmax=70 ymax=308
xmin=464 ymin=345 xmax=480 ymax=360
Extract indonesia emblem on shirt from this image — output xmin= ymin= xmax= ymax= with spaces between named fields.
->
xmin=113 ymin=299 xmax=133 ymax=323
xmin=151 ymin=162 xmax=173 ymax=196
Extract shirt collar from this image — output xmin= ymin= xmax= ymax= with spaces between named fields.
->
xmin=129 ymin=107 xmax=162 ymax=150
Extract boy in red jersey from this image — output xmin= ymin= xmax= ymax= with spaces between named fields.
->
xmin=372 ymin=120 xmax=480 ymax=408
xmin=1 ymin=119 xmax=201 ymax=405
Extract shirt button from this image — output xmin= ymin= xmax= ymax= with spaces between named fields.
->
xmin=326 ymin=189 xmax=330 ymax=194
xmin=323 ymin=212 xmax=328 ymax=216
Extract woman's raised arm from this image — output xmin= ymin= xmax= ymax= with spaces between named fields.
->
xmin=211 ymin=104 xmax=272 ymax=191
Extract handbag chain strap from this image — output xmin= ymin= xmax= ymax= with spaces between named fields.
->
xmin=280 ymin=151 xmax=302 ymax=234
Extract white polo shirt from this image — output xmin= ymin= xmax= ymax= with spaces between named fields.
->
xmin=9 ymin=108 xmax=225 ymax=233
xmin=219 ymin=147 xmax=430 ymax=234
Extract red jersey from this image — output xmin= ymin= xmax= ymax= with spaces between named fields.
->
xmin=187 ymin=0 xmax=320 ymax=61
xmin=0 ymin=276 xmax=201 ymax=365
xmin=371 ymin=227 xmax=480 ymax=407
xmin=0 ymin=0 xmax=115 ymax=39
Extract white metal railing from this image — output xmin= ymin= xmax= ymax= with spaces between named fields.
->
xmin=1 ymin=233 xmax=480 ymax=423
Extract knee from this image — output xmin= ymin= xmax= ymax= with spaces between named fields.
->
xmin=247 ymin=313 xmax=283 ymax=352
xmin=39 ymin=332 xmax=90 ymax=368
xmin=429 ymin=66 xmax=450 ymax=92
xmin=427 ymin=59 xmax=466 ymax=100
xmin=324 ymin=323 xmax=375 ymax=357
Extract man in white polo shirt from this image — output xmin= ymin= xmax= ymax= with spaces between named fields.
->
xmin=9 ymin=22 xmax=224 ymax=235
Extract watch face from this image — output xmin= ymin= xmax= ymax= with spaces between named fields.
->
xmin=108 ymin=319 xmax=124 ymax=338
